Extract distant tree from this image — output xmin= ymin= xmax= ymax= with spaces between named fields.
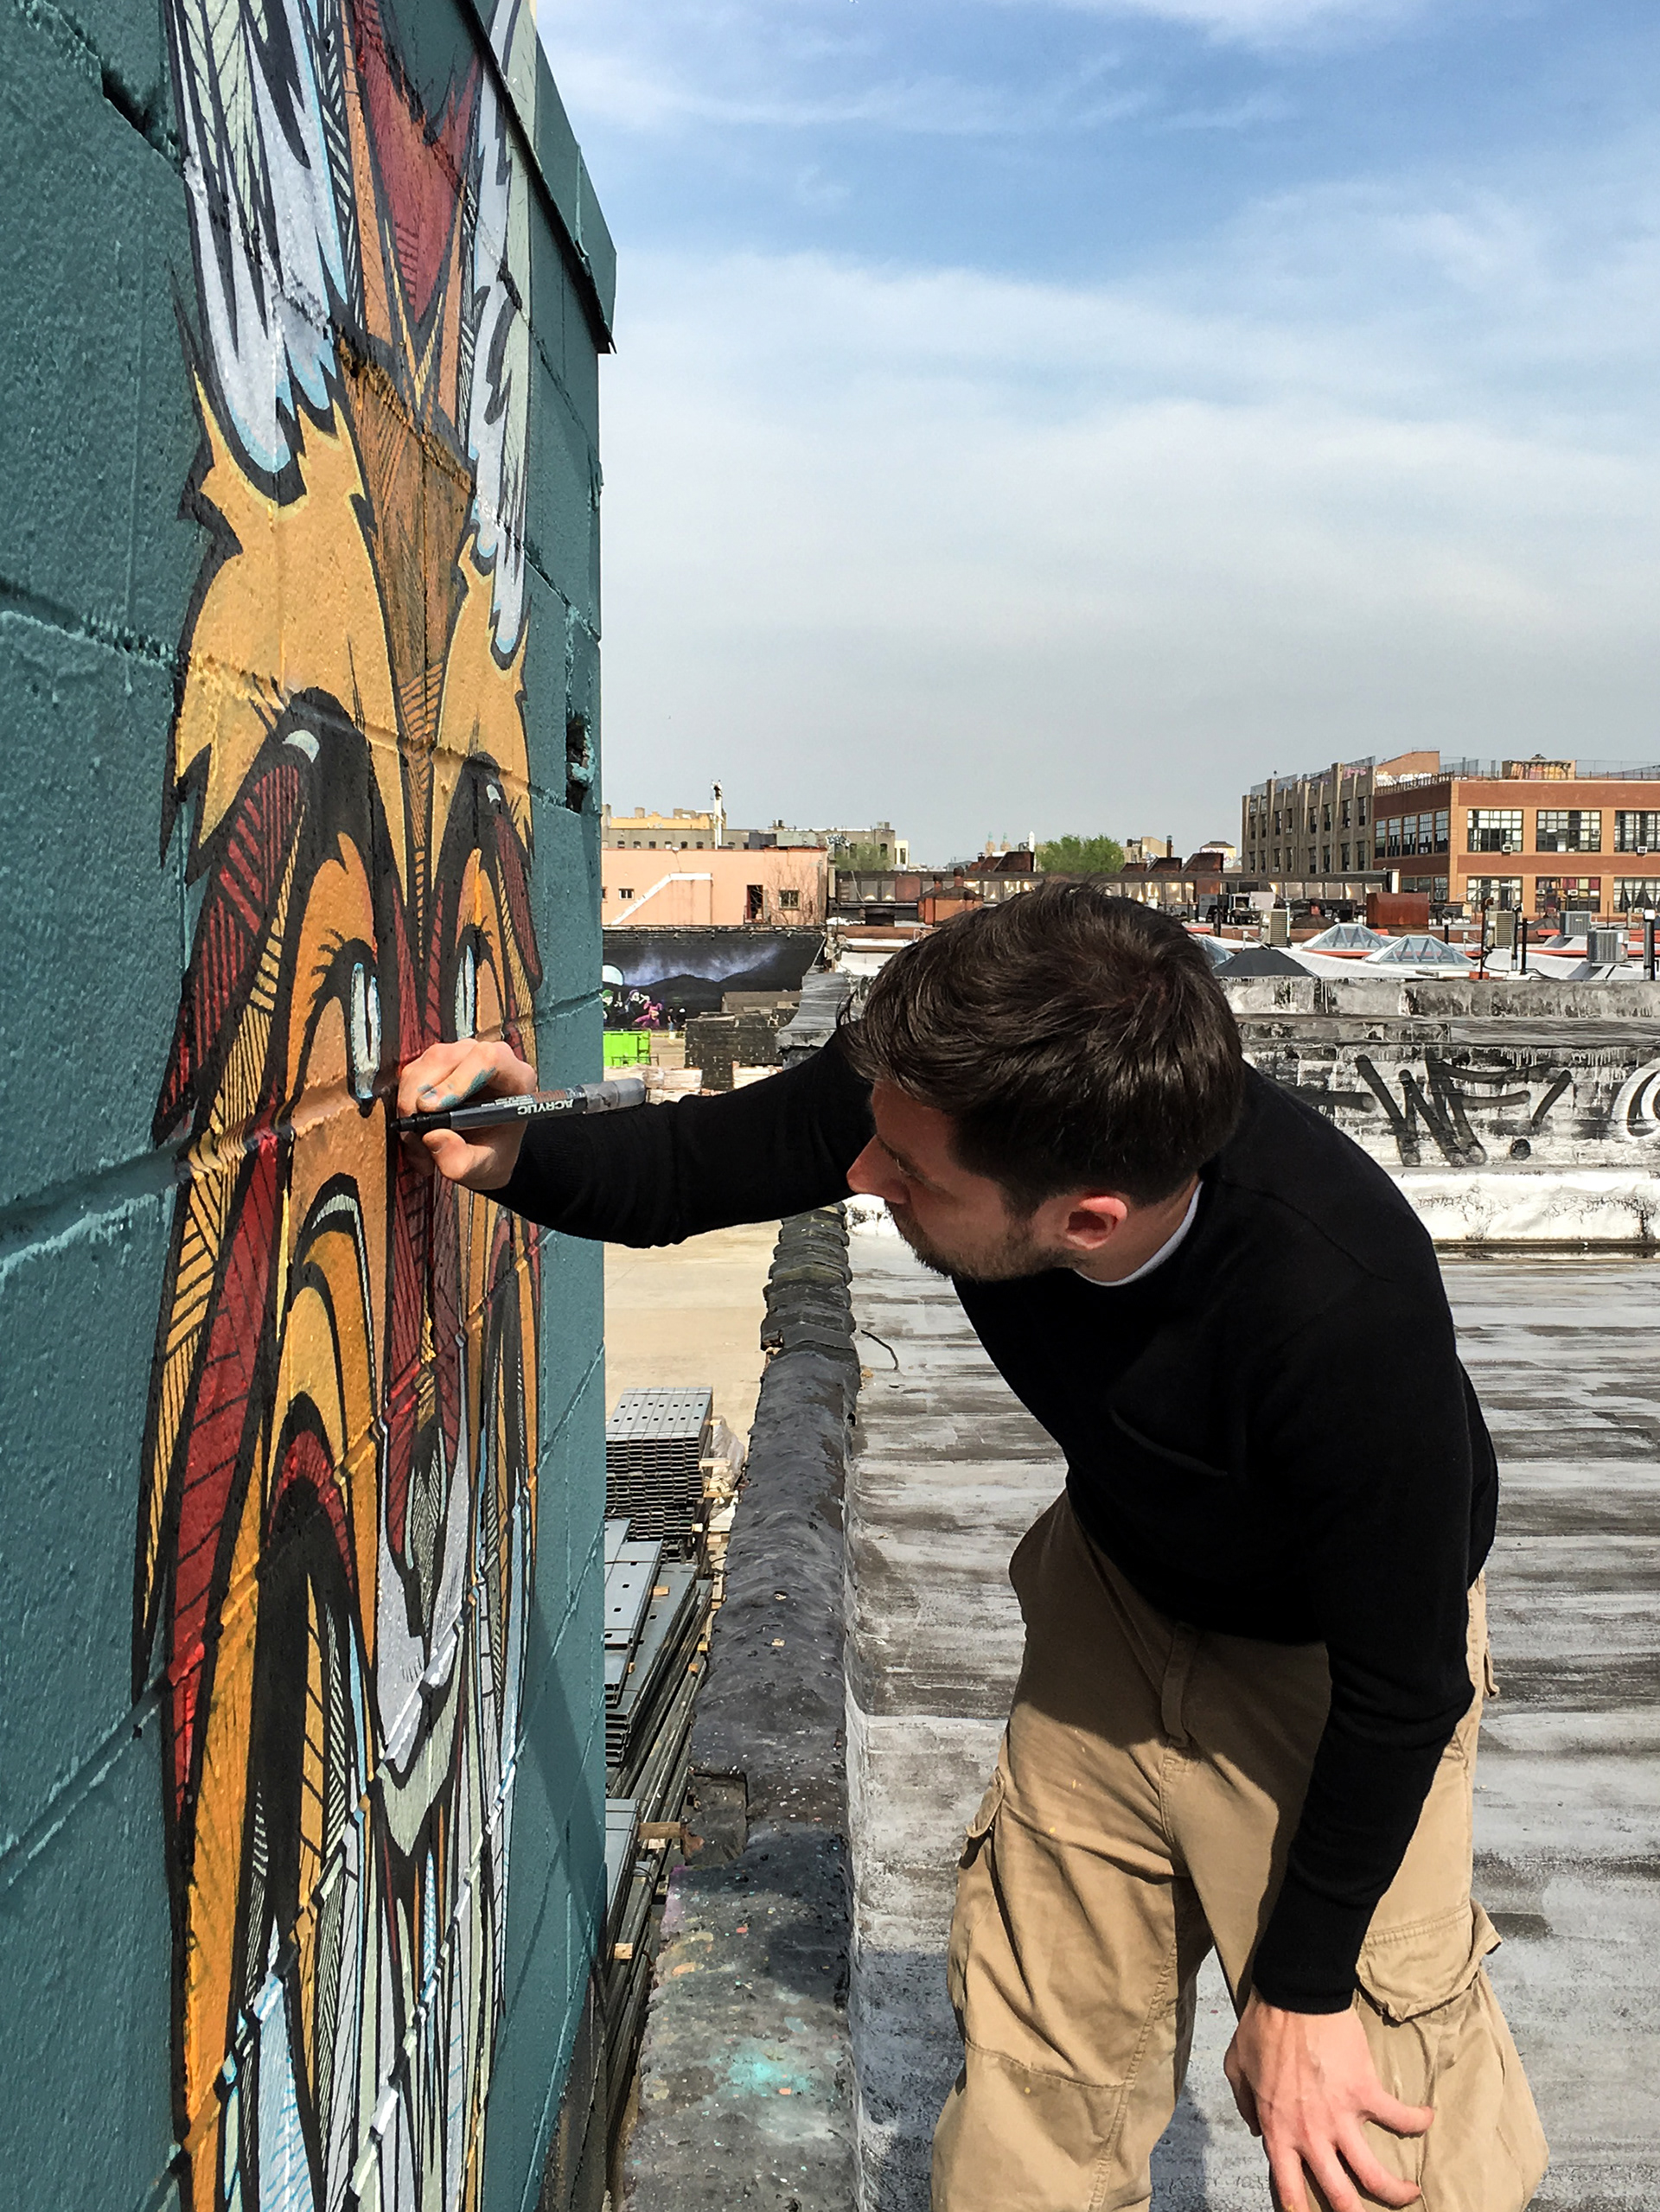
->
xmin=1036 ymin=833 xmax=1126 ymax=876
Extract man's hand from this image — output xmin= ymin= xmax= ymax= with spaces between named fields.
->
xmin=397 ymin=1040 xmax=537 ymax=1193
xmin=1223 ymin=1992 xmax=1432 ymax=2212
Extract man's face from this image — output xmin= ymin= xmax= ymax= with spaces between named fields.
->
xmin=845 ymin=1082 xmax=1073 ymax=1281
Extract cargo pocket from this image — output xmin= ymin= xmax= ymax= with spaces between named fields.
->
xmin=1357 ymin=1897 xmax=1500 ymax=2026
xmin=946 ymin=1772 xmax=1005 ymax=2025
xmin=1357 ymin=1902 xmax=1548 ymax=2211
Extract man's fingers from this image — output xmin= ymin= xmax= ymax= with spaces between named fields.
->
xmin=1334 ymin=2125 xmax=1422 ymax=2209
xmin=1265 ymin=2143 xmax=1315 ymax=2212
xmin=396 ymin=1039 xmax=535 ymax=1119
xmin=395 ymin=1041 xmax=475 ymax=1118
xmin=1299 ymin=2141 xmax=1367 ymax=2212
xmin=411 ymin=1049 xmax=495 ymax=1113
xmin=1363 ymin=2094 xmax=1434 ymax=2140
xmin=1222 ymin=2043 xmax=1261 ymax=2136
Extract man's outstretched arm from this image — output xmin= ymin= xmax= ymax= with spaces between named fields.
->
xmin=397 ymin=1032 xmax=874 ymax=1246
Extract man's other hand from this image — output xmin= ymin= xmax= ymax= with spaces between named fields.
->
xmin=1224 ymin=1992 xmax=1432 ymax=2212
xmin=397 ymin=1040 xmax=537 ymax=1193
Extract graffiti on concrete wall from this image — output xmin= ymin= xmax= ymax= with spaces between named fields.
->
xmin=137 ymin=3 xmax=546 ymax=2207
xmin=1253 ymin=1043 xmax=1660 ymax=1170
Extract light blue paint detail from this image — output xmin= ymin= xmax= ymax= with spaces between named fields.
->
xmin=724 ymin=2047 xmax=822 ymax=2101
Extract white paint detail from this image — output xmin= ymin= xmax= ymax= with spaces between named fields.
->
xmin=348 ymin=964 xmax=381 ymax=1102
xmin=610 ymin=871 xmax=714 ymax=921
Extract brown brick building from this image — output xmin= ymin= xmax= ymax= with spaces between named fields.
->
xmin=1245 ymin=754 xmax=1660 ymax=918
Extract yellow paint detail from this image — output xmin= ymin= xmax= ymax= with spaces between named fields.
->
xmin=174 ymin=394 xmax=407 ymax=892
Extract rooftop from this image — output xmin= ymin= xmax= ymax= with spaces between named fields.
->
xmin=846 ymin=1227 xmax=1660 ymax=2208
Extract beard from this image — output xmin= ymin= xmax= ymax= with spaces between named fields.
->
xmin=887 ymin=1201 xmax=1069 ymax=1284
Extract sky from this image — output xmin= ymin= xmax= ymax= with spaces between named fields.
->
xmin=534 ymin=0 xmax=1660 ymax=860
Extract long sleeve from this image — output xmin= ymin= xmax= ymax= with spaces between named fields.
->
xmin=498 ymin=1034 xmax=874 ymax=1246
xmin=1247 ymin=1277 xmax=1478 ymax=2011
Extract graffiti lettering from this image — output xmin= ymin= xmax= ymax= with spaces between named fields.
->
xmin=1258 ymin=1043 xmax=1660 ymax=1171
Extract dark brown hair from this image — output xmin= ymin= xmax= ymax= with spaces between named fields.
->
xmin=842 ymin=883 xmax=1244 ymax=1209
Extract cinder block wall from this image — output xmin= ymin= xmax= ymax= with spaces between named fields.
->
xmin=0 ymin=3 xmax=613 ymax=2209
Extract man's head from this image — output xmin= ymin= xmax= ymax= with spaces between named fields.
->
xmin=840 ymin=885 xmax=1244 ymax=1281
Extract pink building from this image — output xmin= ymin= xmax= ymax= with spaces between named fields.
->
xmin=600 ymin=845 xmax=828 ymax=927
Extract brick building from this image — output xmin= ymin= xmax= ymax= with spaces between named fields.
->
xmin=1368 ymin=756 xmax=1660 ymax=916
xmin=1242 ymin=753 xmax=1660 ymax=917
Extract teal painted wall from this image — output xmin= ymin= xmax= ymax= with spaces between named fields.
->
xmin=0 ymin=3 xmax=612 ymax=2209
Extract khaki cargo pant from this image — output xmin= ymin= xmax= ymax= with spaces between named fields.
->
xmin=932 ymin=1494 xmax=1548 ymax=2212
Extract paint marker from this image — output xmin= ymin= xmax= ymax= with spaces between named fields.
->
xmin=397 ymin=1076 xmax=648 ymax=1138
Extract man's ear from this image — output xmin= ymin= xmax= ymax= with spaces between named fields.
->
xmin=1053 ymin=1193 xmax=1129 ymax=1253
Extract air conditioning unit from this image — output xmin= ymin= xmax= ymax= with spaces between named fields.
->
xmin=1589 ymin=928 xmax=1626 ymax=966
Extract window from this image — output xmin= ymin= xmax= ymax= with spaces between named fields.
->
xmin=1340 ymin=799 xmax=1352 ymax=829
xmin=1535 ymin=809 xmax=1601 ymax=853
xmin=1322 ymin=845 xmax=1331 ymax=872
xmin=648 ymin=838 xmax=657 ymax=848
xmin=1433 ymin=809 xmax=1449 ymax=852
xmin=1274 ymin=809 xmax=1282 ymax=835
xmin=618 ymin=886 xmax=634 ymax=901
xmin=1358 ymin=795 xmax=1369 ymax=826
xmin=1467 ymin=808 xmax=1523 ymax=854
xmin=1615 ymin=877 xmax=1660 ymax=911
xmin=1533 ymin=875 xmax=1600 ymax=915
xmin=1307 ymin=809 xmax=1318 ymax=834
xmin=778 ymin=887 xmax=801 ymax=909
xmin=1383 ymin=818 xmax=1402 ymax=857
xmin=1374 ymin=821 xmax=1387 ymax=858
xmin=745 ymin=883 xmax=765 ymax=921
xmin=1465 ymin=876 xmax=1523 ymax=910
xmin=1323 ymin=804 xmax=1332 ymax=832
xmin=1616 ymin=810 xmax=1660 ymax=853
xmin=1272 ymin=847 xmax=1281 ymax=869
xmin=1340 ymin=842 xmax=1350 ymax=870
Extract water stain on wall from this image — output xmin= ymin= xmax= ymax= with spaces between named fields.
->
xmin=136 ymin=2 xmax=546 ymax=2204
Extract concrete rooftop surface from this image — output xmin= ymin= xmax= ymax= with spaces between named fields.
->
xmin=845 ymin=1225 xmax=1660 ymax=2212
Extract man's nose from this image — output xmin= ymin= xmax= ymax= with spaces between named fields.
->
xmin=846 ymin=1138 xmax=903 ymax=1204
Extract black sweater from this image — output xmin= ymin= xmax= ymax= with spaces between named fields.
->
xmin=502 ymin=1039 xmax=1497 ymax=2011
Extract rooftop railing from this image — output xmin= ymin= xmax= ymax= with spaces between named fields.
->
xmin=1251 ymin=756 xmax=1660 ymax=799
xmin=1248 ymin=758 xmax=1376 ymax=796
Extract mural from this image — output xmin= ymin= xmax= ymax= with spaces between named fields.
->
xmin=137 ymin=2 xmax=548 ymax=2206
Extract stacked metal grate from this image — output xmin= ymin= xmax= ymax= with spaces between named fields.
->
xmin=599 ymin=1514 xmax=715 ymax=2155
xmin=604 ymin=1386 xmax=713 ymax=1555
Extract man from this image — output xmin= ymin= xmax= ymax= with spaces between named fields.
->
xmin=399 ymin=886 xmax=1547 ymax=2212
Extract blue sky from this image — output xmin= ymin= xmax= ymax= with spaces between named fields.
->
xmin=537 ymin=0 xmax=1660 ymax=858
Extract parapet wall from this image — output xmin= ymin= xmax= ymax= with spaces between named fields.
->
xmin=1229 ymin=981 xmax=1660 ymax=1243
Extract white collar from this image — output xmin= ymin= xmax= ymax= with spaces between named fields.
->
xmin=1073 ymin=1181 xmax=1201 ymax=1290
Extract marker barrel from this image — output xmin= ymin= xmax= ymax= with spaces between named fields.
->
xmin=397 ymin=1075 xmax=648 ymax=1137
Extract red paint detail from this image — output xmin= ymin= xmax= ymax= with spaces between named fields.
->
xmin=168 ymin=1137 xmax=280 ymax=1816
xmin=493 ymin=827 xmax=543 ymax=1004
xmin=351 ymin=0 xmax=478 ymax=329
xmin=269 ymin=1427 xmax=356 ymax=1598
xmin=431 ymin=1182 xmax=463 ymax=1482
xmin=156 ymin=760 xmax=304 ymax=1139
xmin=383 ymin=1150 xmax=428 ymax=1562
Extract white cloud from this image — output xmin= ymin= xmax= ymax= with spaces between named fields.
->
xmin=592 ymin=216 xmax=1660 ymax=854
xmin=1022 ymin=0 xmax=1417 ymax=41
